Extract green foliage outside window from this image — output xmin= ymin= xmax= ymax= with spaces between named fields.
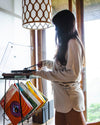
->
xmin=87 ymin=103 xmax=100 ymax=122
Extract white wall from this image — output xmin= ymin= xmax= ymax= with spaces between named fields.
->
xmin=0 ymin=0 xmax=14 ymax=12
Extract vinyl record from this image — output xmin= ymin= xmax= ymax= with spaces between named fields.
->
xmin=10 ymin=101 xmax=21 ymax=117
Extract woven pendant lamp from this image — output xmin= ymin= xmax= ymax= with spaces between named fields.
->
xmin=22 ymin=0 xmax=52 ymax=30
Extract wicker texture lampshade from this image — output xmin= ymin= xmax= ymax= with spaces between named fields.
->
xmin=22 ymin=0 xmax=52 ymax=30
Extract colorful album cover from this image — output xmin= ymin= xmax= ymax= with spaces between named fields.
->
xmin=0 ymin=81 xmax=48 ymax=124
xmin=0 ymin=85 xmax=33 ymax=125
xmin=26 ymin=81 xmax=47 ymax=109
xmin=15 ymin=82 xmax=40 ymax=109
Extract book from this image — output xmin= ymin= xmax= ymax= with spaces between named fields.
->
xmin=26 ymin=81 xmax=47 ymax=109
xmin=18 ymin=81 xmax=48 ymax=122
xmin=26 ymin=81 xmax=47 ymax=102
xmin=0 ymin=85 xmax=33 ymax=125
xmin=0 ymin=81 xmax=48 ymax=124
xmin=14 ymin=82 xmax=40 ymax=110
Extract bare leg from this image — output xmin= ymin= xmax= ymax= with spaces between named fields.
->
xmin=65 ymin=109 xmax=86 ymax=125
xmin=55 ymin=111 xmax=69 ymax=125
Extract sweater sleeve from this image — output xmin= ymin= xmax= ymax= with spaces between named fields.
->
xmin=41 ymin=60 xmax=53 ymax=69
xmin=35 ymin=39 xmax=82 ymax=82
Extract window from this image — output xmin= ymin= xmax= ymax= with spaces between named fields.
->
xmin=85 ymin=19 xmax=100 ymax=122
xmin=45 ymin=27 xmax=56 ymax=100
xmin=84 ymin=2 xmax=100 ymax=122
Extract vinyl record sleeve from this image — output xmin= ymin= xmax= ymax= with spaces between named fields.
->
xmin=0 ymin=85 xmax=33 ymax=125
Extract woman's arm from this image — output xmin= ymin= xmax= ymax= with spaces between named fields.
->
xmin=41 ymin=60 xmax=53 ymax=69
xmin=38 ymin=60 xmax=53 ymax=69
xmin=34 ymin=39 xmax=82 ymax=82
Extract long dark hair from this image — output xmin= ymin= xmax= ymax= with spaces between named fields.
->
xmin=52 ymin=10 xmax=78 ymax=65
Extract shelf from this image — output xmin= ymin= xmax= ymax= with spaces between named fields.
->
xmin=0 ymin=72 xmax=39 ymax=80
xmin=0 ymin=72 xmax=40 ymax=125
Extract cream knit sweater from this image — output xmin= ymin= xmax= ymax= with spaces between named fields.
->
xmin=35 ymin=38 xmax=85 ymax=113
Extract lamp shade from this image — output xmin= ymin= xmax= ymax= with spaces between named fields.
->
xmin=22 ymin=0 xmax=52 ymax=30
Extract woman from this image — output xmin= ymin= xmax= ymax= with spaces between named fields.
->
xmin=33 ymin=9 xmax=86 ymax=125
